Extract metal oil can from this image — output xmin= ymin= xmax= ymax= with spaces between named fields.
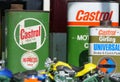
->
xmin=5 ymin=10 xmax=49 ymax=73
xmin=90 ymin=20 xmax=120 ymax=74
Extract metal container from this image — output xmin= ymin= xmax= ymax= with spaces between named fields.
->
xmin=67 ymin=1 xmax=119 ymax=67
xmin=90 ymin=20 xmax=120 ymax=74
xmin=68 ymin=26 xmax=89 ymax=66
xmin=5 ymin=10 xmax=49 ymax=73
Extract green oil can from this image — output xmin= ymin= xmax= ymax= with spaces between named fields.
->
xmin=5 ymin=10 xmax=49 ymax=73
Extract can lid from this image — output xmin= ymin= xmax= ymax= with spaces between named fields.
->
xmin=100 ymin=20 xmax=112 ymax=27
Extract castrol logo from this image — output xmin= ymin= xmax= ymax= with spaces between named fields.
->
xmin=68 ymin=10 xmax=118 ymax=26
xmin=14 ymin=18 xmax=46 ymax=51
xmin=68 ymin=2 xmax=119 ymax=26
xmin=20 ymin=26 xmax=40 ymax=41
xmin=98 ymin=30 xmax=116 ymax=36
xmin=76 ymin=10 xmax=113 ymax=21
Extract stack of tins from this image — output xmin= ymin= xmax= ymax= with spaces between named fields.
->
xmin=67 ymin=2 xmax=119 ymax=67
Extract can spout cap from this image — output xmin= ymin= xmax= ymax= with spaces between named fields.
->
xmin=100 ymin=20 xmax=112 ymax=27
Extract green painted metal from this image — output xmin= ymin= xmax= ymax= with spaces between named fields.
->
xmin=5 ymin=10 xmax=49 ymax=73
xmin=68 ymin=26 xmax=89 ymax=67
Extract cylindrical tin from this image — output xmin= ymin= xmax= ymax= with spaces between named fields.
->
xmin=68 ymin=26 xmax=89 ymax=67
xmin=5 ymin=10 xmax=49 ymax=73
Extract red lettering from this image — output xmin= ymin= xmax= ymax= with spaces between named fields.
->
xmin=95 ymin=11 xmax=101 ymax=21
xmin=20 ymin=29 xmax=25 ymax=40
xmin=20 ymin=26 xmax=41 ymax=40
xmin=89 ymin=12 xmax=95 ymax=21
xmin=83 ymin=12 xmax=89 ymax=20
xmin=76 ymin=10 xmax=113 ymax=21
xmin=23 ymin=57 xmax=38 ymax=63
xmin=76 ymin=10 xmax=84 ymax=20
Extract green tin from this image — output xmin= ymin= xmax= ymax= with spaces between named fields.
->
xmin=5 ymin=10 xmax=49 ymax=73
xmin=68 ymin=26 xmax=89 ymax=67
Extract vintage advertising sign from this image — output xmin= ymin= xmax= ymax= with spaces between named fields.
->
xmin=90 ymin=28 xmax=120 ymax=55
xmin=89 ymin=26 xmax=120 ymax=74
xmin=5 ymin=10 xmax=49 ymax=73
xmin=68 ymin=2 xmax=119 ymax=26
